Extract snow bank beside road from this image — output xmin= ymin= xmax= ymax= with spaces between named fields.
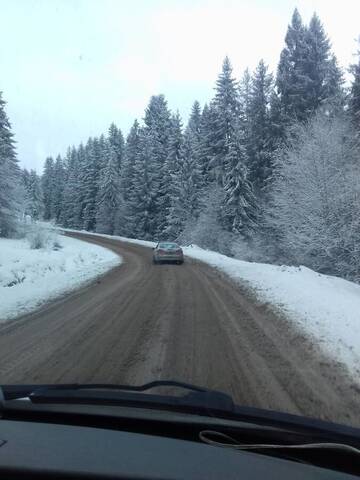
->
xmin=183 ymin=245 xmax=360 ymax=378
xmin=59 ymin=228 xmax=157 ymax=249
xmin=0 ymin=235 xmax=121 ymax=322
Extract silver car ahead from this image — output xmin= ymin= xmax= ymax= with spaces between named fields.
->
xmin=153 ymin=242 xmax=184 ymax=265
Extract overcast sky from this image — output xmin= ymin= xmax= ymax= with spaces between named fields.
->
xmin=1 ymin=0 xmax=360 ymax=171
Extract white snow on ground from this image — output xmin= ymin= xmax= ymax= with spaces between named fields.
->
xmin=0 ymin=235 xmax=121 ymax=322
xmin=183 ymin=245 xmax=360 ymax=378
xmin=56 ymin=227 xmax=360 ymax=378
xmin=61 ymin=228 xmax=156 ymax=249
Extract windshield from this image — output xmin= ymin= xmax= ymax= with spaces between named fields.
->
xmin=0 ymin=0 xmax=360 ymax=431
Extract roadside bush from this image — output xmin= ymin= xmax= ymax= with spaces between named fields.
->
xmin=27 ymin=225 xmax=50 ymax=249
xmin=26 ymin=224 xmax=61 ymax=250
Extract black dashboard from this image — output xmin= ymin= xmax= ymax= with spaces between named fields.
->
xmin=0 ymin=418 xmax=357 ymax=479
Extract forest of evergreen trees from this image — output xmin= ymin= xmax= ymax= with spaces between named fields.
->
xmin=1 ymin=9 xmax=360 ymax=280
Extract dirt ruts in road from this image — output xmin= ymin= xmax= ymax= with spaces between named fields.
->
xmin=0 ymin=232 xmax=359 ymax=426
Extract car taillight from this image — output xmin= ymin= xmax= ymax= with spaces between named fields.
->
xmin=158 ymin=249 xmax=166 ymax=255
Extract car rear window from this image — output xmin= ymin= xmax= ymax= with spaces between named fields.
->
xmin=158 ymin=243 xmax=179 ymax=249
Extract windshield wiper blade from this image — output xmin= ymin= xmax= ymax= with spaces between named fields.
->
xmin=1 ymin=380 xmax=209 ymax=400
xmin=1 ymin=381 xmax=235 ymax=416
xmin=36 ymin=380 xmax=209 ymax=394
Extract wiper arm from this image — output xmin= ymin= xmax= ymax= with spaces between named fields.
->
xmin=1 ymin=381 xmax=235 ymax=417
xmin=35 ymin=380 xmax=209 ymax=394
xmin=1 ymin=380 xmax=208 ymax=400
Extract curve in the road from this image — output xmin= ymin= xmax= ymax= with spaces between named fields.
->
xmin=0 ymin=232 xmax=359 ymax=427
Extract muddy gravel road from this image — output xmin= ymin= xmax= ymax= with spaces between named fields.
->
xmin=0 ymin=232 xmax=359 ymax=426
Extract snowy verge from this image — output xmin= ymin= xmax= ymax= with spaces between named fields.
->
xmin=56 ymin=227 xmax=157 ymax=248
xmin=183 ymin=245 xmax=360 ymax=378
xmin=0 ymin=235 xmax=122 ymax=322
xmin=56 ymin=227 xmax=360 ymax=378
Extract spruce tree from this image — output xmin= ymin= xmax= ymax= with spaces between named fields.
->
xmin=187 ymin=100 xmax=202 ymax=139
xmin=349 ymin=44 xmax=360 ymax=133
xmin=304 ymin=13 xmax=344 ymax=112
xmin=247 ymin=60 xmax=273 ymax=193
xmin=26 ymin=170 xmax=44 ymax=220
xmin=42 ymin=157 xmax=56 ymax=220
xmin=96 ymin=143 xmax=120 ymax=234
xmin=160 ymin=111 xmax=183 ymax=236
xmin=166 ymin=130 xmax=203 ymax=240
xmin=76 ymin=143 xmax=87 ymax=227
xmin=209 ymin=57 xmax=240 ymax=184
xmin=277 ymin=9 xmax=344 ymax=125
xmin=238 ymin=68 xmax=252 ymax=143
xmin=126 ymin=130 xmax=160 ymax=239
xmin=108 ymin=123 xmax=124 ymax=171
xmin=0 ymin=92 xmax=20 ymax=236
xmin=223 ymin=132 xmax=257 ymax=237
xmin=143 ymin=94 xmax=172 ymax=235
xmin=52 ymin=155 xmax=66 ymax=223
xmin=82 ymin=139 xmax=99 ymax=231
xmin=276 ymin=8 xmax=308 ymax=123
xmin=115 ymin=120 xmax=141 ymax=236
xmin=60 ymin=147 xmax=81 ymax=228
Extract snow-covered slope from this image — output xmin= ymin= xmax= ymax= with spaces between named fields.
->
xmin=0 ymin=235 xmax=121 ymax=322
xmin=183 ymin=245 xmax=360 ymax=378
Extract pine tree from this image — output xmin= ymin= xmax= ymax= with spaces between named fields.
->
xmin=166 ymin=130 xmax=203 ymax=240
xmin=95 ymin=143 xmax=120 ymax=234
xmin=247 ymin=60 xmax=274 ymax=193
xmin=166 ymin=103 xmax=205 ymax=240
xmin=144 ymin=95 xmax=172 ymax=155
xmin=60 ymin=147 xmax=81 ymax=228
xmin=184 ymin=100 xmax=204 ymax=193
xmin=223 ymin=132 xmax=257 ymax=237
xmin=0 ymin=92 xmax=20 ymax=237
xmin=268 ymin=90 xmax=285 ymax=150
xmin=276 ymin=8 xmax=309 ymax=123
xmin=304 ymin=13 xmax=344 ymax=112
xmin=115 ymin=120 xmax=141 ymax=236
xmin=76 ymin=143 xmax=87 ymax=227
xmin=322 ymin=54 xmax=344 ymax=112
xmin=277 ymin=9 xmax=344 ymax=126
xmin=96 ymin=135 xmax=108 ymax=171
xmin=349 ymin=43 xmax=360 ymax=133
xmin=209 ymin=57 xmax=240 ymax=184
xmin=42 ymin=157 xmax=56 ymax=220
xmin=108 ymin=123 xmax=124 ymax=171
xmin=187 ymin=100 xmax=202 ymax=139
xmin=121 ymin=120 xmax=140 ymax=201
xmin=143 ymin=94 xmax=172 ymax=236
xmin=82 ymin=139 xmax=99 ymax=231
xmin=25 ymin=170 xmax=44 ymax=220
xmin=126 ymin=130 xmax=160 ymax=239
xmin=52 ymin=155 xmax=66 ymax=223
xmin=160 ymin=111 xmax=183 ymax=236
xmin=238 ymin=69 xmax=252 ymax=143
xmin=21 ymin=169 xmax=31 ymax=194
